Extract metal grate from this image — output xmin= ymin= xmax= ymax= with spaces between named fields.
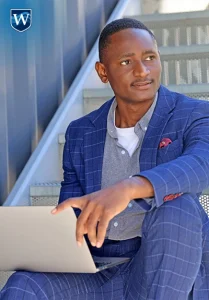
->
xmin=161 ymin=57 xmax=209 ymax=85
xmin=184 ymin=94 xmax=209 ymax=101
xmin=31 ymin=196 xmax=59 ymax=207
xmin=199 ymin=194 xmax=209 ymax=215
xmin=152 ymin=25 xmax=209 ymax=47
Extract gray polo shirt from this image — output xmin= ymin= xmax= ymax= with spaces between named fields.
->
xmin=101 ymin=94 xmax=158 ymax=240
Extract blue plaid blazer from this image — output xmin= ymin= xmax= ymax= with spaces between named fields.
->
xmin=59 ymin=85 xmax=209 ymax=210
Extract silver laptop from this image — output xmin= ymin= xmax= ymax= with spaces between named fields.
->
xmin=0 ymin=206 xmax=130 ymax=273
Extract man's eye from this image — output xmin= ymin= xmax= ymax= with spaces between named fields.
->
xmin=120 ymin=60 xmax=131 ymax=65
xmin=145 ymin=56 xmax=155 ymax=61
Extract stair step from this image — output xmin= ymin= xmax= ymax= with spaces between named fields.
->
xmin=159 ymin=44 xmax=209 ymax=56
xmin=30 ymin=182 xmax=61 ymax=196
xmin=162 ymin=83 xmax=209 ymax=94
xmin=133 ymin=10 xmax=209 ymax=47
xmin=58 ymin=133 xmax=65 ymax=144
xmin=134 ymin=10 xmax=209 ymax=24
xmin=59 ymin=134 xmax=65 ymax=145
xmin=204 ymin=188 xmax=209 ymax=195
xmin=58 ymin=134 xmax=65 ymax=178
xmin=30 ymin=182 xmax=61 ymax=206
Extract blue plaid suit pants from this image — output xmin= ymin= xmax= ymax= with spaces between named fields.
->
xmin=1 ymin=195 xmax=209 ymax=300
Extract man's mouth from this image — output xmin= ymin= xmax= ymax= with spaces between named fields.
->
xmin=131 ymin=80 xmax=153 ymax=90
xmin=131 ymin=80 xmax=153 ymax=87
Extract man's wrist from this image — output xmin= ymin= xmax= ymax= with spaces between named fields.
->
xmin=126 ymin=176 xmax=154 ymax=200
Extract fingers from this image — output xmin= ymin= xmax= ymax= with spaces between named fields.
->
xmin=86 ymin=206 xmax=103 ymax=247
xmin=95 ymin=213 xmax=111 ymax=248
xmin=77 ymin=205 xmax=112 ymax=248
xmin=76 ymin=202 xmax=97 ymax=246
xmin=51 ymin=197 xmax=87 ymax=214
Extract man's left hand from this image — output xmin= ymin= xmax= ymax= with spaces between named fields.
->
xmin=51 ymin=177 xmax=154 ymax=248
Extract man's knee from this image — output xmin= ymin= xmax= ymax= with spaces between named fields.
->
xmin=1 ymin=272 xmax=37 ymax=299
xmin=0 ymin=271 xmax=52 ymax=299
xmin=142 ymin=195 xmax=202 ymax=238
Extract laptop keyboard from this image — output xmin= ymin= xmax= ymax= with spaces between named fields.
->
xmin=94 ymin=260 xmax=112 ymax=268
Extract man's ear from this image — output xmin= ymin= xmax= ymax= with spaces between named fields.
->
xmin=95 ymin=61 xmax=109 ymax=83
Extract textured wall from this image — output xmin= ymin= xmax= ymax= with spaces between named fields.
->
xmin=0 ymin=0 xmax=119 ymax=205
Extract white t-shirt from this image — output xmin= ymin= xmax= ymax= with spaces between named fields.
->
xmin=115 ymin=126 xmax=139 ymax=157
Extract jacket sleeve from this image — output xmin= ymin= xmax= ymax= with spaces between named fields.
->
xmin=58 ymin=123 xmax=84 ymax=204
xmin=138 ymin=100 xmax=209 ymax=208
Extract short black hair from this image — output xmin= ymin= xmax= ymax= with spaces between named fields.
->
xmin=99 ymin=18 xmax=156 ymax=62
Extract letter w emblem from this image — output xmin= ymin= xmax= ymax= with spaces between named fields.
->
xmin=10 ymin=9 xmax=32 ymax=32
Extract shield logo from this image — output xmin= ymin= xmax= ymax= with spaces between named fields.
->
xmin=10 ymin=9 xmax=32 ymax=32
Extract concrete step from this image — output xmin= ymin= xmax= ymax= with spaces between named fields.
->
xmin=30 ymin=182 xmax=61 ymax=206
xmin=159 ymin=44 xmax=209 ymax=56
xmin=133 ymin=10 xmax=209 ymax=47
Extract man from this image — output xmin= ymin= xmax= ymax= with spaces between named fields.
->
xmin=1 ymin=18 xmax=209 ymax=300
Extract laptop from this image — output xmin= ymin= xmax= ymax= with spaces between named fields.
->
xmin=0 ymin=206 xmax=130 ymax=273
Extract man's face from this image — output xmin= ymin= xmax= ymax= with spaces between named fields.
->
xmin=96 ymin=28 xmax=162 ymax=104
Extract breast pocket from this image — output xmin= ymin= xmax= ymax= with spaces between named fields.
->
xmin=157 ymin=138 xmax=183 ymax=164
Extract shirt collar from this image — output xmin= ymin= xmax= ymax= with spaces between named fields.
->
xmin=107 ymin=93 xmax=158 ymax=138
xmin=138 ymin=92 xmax=158 ymax=132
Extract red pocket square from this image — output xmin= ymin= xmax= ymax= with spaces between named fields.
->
xmin=164 ymin=193 xmax=183 ymax=201
xmin=159 ymin=138 xmax=172 ymax=149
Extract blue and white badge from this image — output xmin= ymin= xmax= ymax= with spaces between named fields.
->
xmin=10 ymin=9 xmax=32 ymax=32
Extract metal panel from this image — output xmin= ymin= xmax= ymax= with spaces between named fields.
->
xmin=85 ymin=0 xmax=104 ymax=53
xmin=0 ymin=0 xmax=118 ymax=205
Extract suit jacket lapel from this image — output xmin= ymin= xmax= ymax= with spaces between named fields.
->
xmin=83 ymin=98 xmax=114 ymax=194
xmin=140 ymin=86 xmax=176 ymax=171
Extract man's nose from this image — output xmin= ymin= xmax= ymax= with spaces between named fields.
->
xmin=133 ymin=61 xmax=150 ymax=78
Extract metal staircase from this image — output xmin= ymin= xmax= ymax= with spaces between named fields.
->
xmin=1 ymin=7 xmax=209 ymax=290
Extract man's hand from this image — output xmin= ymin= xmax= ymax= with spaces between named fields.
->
xmin=51 ymin=176 xmax=154 ymax=248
